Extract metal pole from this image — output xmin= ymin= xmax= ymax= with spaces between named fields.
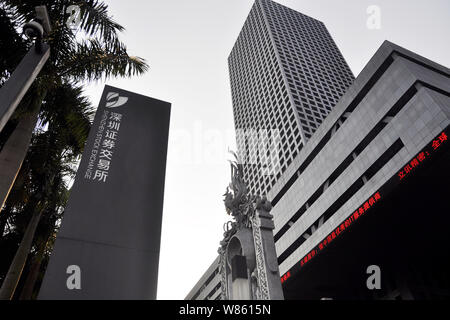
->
xmin=0 ymin=43 xmax=50 ymax=133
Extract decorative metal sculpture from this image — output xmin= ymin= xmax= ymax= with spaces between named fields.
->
xmin=250 ymin=212 xmax=271 ymax=300
xmin=218 ymin=151 xmax=283 ymax=300
xmin=223 ymin=151 xmax=255 ymax=229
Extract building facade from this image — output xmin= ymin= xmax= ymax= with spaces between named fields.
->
xmin=269 ymin=41 xmax=450 ymax=299
xmin=229 ymin=0 xmax=354 ymax=196
xmin=186 ymin=1 xmax=450 ymax=300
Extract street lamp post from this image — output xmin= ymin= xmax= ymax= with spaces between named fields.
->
xmin=0 ymin=5 xmax=51 ymax=133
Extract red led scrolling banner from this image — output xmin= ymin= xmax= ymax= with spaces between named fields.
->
xmin=281 ymin=129 xmax=448 ymax=284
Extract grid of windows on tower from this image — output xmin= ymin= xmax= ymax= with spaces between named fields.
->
xmin=228 ymin=0 xmax=355 ymax=197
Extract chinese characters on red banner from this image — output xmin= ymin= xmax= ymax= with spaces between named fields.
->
xmin=398 ymin=131 xmax=447 ymax=181
xmin=280 ymin=191 xmax=382 ymax=283
xmin=280 ymin=271 xmax=291 ymax=284
xmin=280 ymin=130 xmax=448 ymax=284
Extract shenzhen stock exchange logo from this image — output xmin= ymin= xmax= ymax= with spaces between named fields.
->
xmin=84 ymin=92 xmax=127 ymax=183
xmin=106 ymin=92 xmax=128 ymax=108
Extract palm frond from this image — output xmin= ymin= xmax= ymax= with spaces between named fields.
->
xmin=59 ymin=38 xmax=148 ymax=82
xmin=77 ymin=0 xmax=124 ymax=42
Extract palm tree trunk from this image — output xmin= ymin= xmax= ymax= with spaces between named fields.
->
xmin=0 ymin=205 xmax=43 ymax=300
xmin=0 ymin=108 xmax=40 ymax=213
xmin=19 ymin=233 xmax=49 ymax=300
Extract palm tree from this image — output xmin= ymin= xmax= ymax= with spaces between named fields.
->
xmin=18 ymin=198 xmax=63 ymax=300
xmin=0 ymin=0 xmax=148 ymax=212
xmin=0 ymin=84 xmax=96 ymax=299
xmin=0 ymin=1 xmax=149 ymax=298
xmin=0 ymin=84 xmax=47 ymax=211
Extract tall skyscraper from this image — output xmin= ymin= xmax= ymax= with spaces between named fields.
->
xmin=187 ymin=0 xmax=450 ymax=301
xmin=229 ymin=0 xmax=355 ymax=196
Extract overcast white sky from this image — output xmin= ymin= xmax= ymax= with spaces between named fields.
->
xmin=81 ymin=0 xmax=450 ymax=299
